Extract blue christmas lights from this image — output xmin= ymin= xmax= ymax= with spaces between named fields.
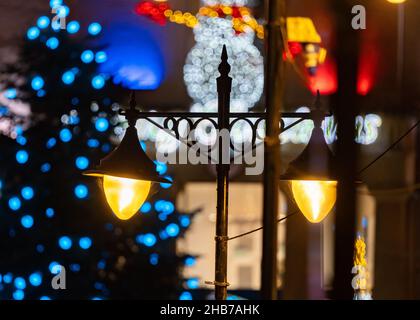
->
xmin=179 ymin=291 xmax=193 ymax=300
xmin=13 ymin=290 xmax=25 ymax=300
xmin=59 ymin=128 xmax=72 ymax=142
xmin=95 ymin=51 xmax=107 ymax=63
xmin=79 ymin=237 xmax=92 ymax=250
xmin=27 ymin=27 xmax=40 ymax=40
xmin=5 ymin=88 xmax=17 ymax=99
xmin=140 ymin=202 xmax=152 ymax=213
xmin=75 ymin=156 xmax=89 ymax=170
xmin=180 ymin=216 xmax=191 ymax=227
xmin=186 ymin=278 xmax=199 ymax=289
xmin=14 ymin=277 xmax=26 ymax=290
xmin=8 ymin=197 xmax=21 ymax=211
xmin=46 ymin=37 xmax=59 ymax=50
xmin=62 ymin=70 xmax=76 ymax=85
xmin=91 ymin=75 xmax=105 ymax=89
xmin=58 ymin=236 xmax=72 ymax=250
xmin=149 ymin=253 xmax=159 ymax=266
xmin=29 ymin=272 xmax=42 ymax=286
xmin=81 ymin=50 xmax=94 ymax=63
xmin=95 ymin=118 xmax=109 ymax=132
xmin=31 ymin=76 xmax=44 ymax=90
xmin=41 ymin=163 xmax=51 ymax=173
xmin=88 ymin=22 xmax=102 ymax=36
xmin=37 ymin=16 xmax=50 ymax=29
xmin=21 ymin=186 xmax=34 ymax=200
xmin=166 ymin=223 xmax=180 ymax=237
xmin=21 ymin=215 xmax=34 ymax=229
xmin=185 ymin=257 xmax=196 ymax=267
xmin=16 ymin=150 xmax=29 ymax=164
xmin=45 ymin=208 xmax=55 ymax=218
xmin=66 ymin=21 xmax=80 ymax=34
xmin=74 ymin=184 xmax=88 ymax=199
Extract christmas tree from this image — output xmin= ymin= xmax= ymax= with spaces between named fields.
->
xmin=0 ymin=1 xmax=196 ymax=300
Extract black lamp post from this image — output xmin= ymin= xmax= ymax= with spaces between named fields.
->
xmin=84 ymin=46 xmax=331 ymax=300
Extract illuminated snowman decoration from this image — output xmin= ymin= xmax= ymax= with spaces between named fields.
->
xmin=181 ymin=0 xmax=264 ymax=148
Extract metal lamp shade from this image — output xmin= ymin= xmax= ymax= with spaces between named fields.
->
xmin=281 ymin=126 xmax=337 ymax=181
xmin=83 ymin=126 xmax=170 ymax=184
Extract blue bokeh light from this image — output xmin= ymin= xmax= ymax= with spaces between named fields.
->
xmin=57 ymin=5 xmax=70 ymax=18
xmin=180 ymin=215 xmax=191 ymax=227
xmin=21 ymin=186 xmax=34 ymax=200
xmin=98 ymin=21 xmax=164 ymax=90
xmin=3 ymin=273 xmax=13 ymax=284
xmin=8 ymin=197 xmax=21 ymax=211
xmin=40 ymin=296 xmax=51 ymax=300
xmin=27 ymin=27 xmax=40 ymax=40
xmin=49 ymin=261 xmax=61 ymax=274
xmin=46 ymin=208 xmax=55 ymax=218
xmin=81 ymin=50 xmax=94 ymax=63
xmin=74 ymin=184 xmax=88 ymax=199
xmin=186 ymin=278 xmax=199 ymax=289
xmin=59 ymin=128 xmax=72 ymax=142
xmin=87 ymin=138 xmax=100 ymax=148
xmin=70 ymin=264 xmax=81 ymax=272
xmin=49 ymin=0 xmax=62 ymax=8
xmin=17 ymin=136 xmax=27 ymax=145
xmin=58 ymin=236 xmax=72 ymax=250
xmin=14 ymin=277 xmax=26 ymax=290
xmin=91 ymin=75 xmax=105 ymax=89
xmin=5 ymin=88 xmax=17 ymax=99
xmin=62 ymin=70 xmax=75 ymax=84
xmin=46 ymin=37 xmax=59 ymax=50
xmin=21 ymin=215 xmax=34 ymax=229
xmin=41 ymin=163 xmax=51 ymax=173
xmin=166 ymin=223 xmax=180 ymax=237
xmin=149 ymin=253 xmax=159 ymax=266
xmin=67 ymin=21 xmax=80 ymax=34
xmin=155 ymin=161 xmax=167 ymax=175
xmin=179 ymin=291 xmax=193 ymax=300
xmin=185 ymin=257 xmax=196 ymax=267
xmin=79 ymin=237 xmax=92 ymax=250
xmin=95 ymin=51 xmax=107 ymax=63
xmin=31 ymin=76 xmax=44 ymax=90
xmin=142 ymin=234 xmax=157 ymax=247
xmin=16 ymin=150 xmax=29 ymax=164
xmin=95 ymin=118 xmax=109 ymax=132
xmin=88 ymin=22 xmax=102 ymax=35
xmin=13 ymin=290 xmax=25 ymax=300
xmin=36 ymin=244 xmax=45 ymax=253
xmin=75 ymin=156 xmax=89 ymax=170
xmin=37 ymin=16 xmax=50 ymax=29
xmin=140 ymin=202 xmax=152 ymax=213
xmin=29 ymin=273 xmax=42 ymax=286
xmin=46 ymin=137 xmax=57 ymax=149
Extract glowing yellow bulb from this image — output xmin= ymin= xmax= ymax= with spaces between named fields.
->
xmin=103 ymin=175 xmax=151 ymax=221
xmin=291 ymin=180 xmax=337 ymax=223
xmin=386 ymin=0 xmax=406 ymax=3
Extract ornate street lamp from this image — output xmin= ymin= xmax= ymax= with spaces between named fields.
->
xmin=84 ymin=46 xmax=332 ymax=299
xmin=281 ymin=95 xmax=338 ymax=223
xmin=83 ymin=95 xmax=170 ymax=221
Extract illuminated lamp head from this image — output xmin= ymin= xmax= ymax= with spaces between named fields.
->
xmin=84 ymin=92 xmax=170 ymax=220
xmin=281 ymin=92 xmax=338 ymax=223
